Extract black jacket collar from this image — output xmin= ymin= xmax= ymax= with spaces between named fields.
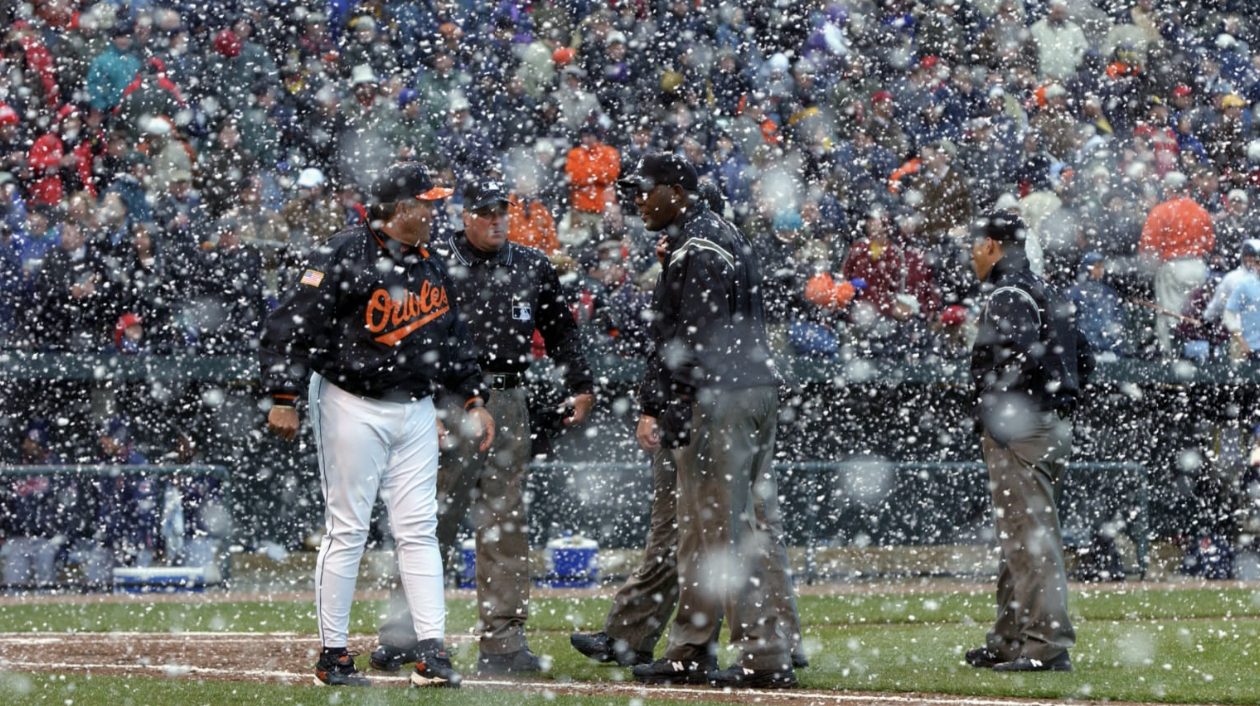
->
xmin=446 ymin=230 xmax=514 ymax=267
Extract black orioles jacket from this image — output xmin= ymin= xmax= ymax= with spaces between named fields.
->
xmin=258 ymin=225 xmax=483 ymax=406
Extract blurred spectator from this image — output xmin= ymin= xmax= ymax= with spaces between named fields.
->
xmin=1212 ymin=189 xmax=1260 ymax=273
xmin=1140 ymin=172 xmax=1215 ymax=355
xmin=507 ymin=173 xmax=560 ymax=255
xmin=281 ymin=167 xmax=342 ymax=248
xmin=563 ymin=125 xmax=619 ymax=258
xmin=27 ymin=105 xmax=96 ymax=207
xmin=187 ymin=218 xmax=265 ymax=354
xmin=436 ymin=90 xmax=494 ymax=185
xmin=840 ymin=209 xmax=941 ymax=355
xmin=106 ymin=220 xmax=180 ymax=351
xmin=24 ymin=218 xmax=113 ymax=351
xmin=0 ymin=102 xmax=27 ymax=174
xmin=163 ymin=431 xmax=225 ymax=574
xmin=102 ymin=151 xmax=153 ymax=229
xmin=1226 ymin=250 xmax=1260 ymax=362
xmin=338 ymin=65 xmax=405 ymax=189
xmin=1030 ymin=0 xmax=1090 ymax=82
xmin=1069 ymin=252 xmax=1132 ymax=358
xmin=84 ymin=418 xmax=157 ymax=588
xmin=1 ymin=420 xmax=71 ymax=588
xmin=85 ymin=21 xmax=142 ymax=112
xmin=198 ymin=118 xmax=256 ymax=218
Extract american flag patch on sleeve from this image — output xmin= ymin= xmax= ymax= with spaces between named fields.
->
xmin=299 ymin=269 xmax=325 ymax=287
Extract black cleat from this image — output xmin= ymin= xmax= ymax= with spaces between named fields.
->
xmin=707 ymin=664 xmax=798 ymax=689
xmin=992 ymin=652 xmax=1072 ymax=672
xmin=411 ymin=648 xmax=463 ymax=688
xmin=314 ymin=650 xmax=371 ymax=687
xmin=570 ymin=632 xmax=653 ymax=666
xmin=965 ymin=647 xmax=1004 ymax=669
xmin=369 ymin=643 xmax=420 ymax=672
xmin=791 ymin=653 xmax=809 ymax=669
xmin=632 ymin=656 xmax=717 ymax=685
xmin=478 ymin=648 xmax=544 ymax=674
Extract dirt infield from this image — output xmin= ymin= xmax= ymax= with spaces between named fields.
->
xmin=0 ymin=581 xmax=1243 ymax=706
xmin=0 ymin=631 xmax=1219 ymax=706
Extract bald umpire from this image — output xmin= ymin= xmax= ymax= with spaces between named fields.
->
xmin=371 ymin=176 xmax=595 ymax=675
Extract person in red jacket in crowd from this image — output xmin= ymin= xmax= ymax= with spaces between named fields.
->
xmin=27 ymin=104 xmax=97 ymax=206
xmin=839 ymin=209 xmax=941 ymax=355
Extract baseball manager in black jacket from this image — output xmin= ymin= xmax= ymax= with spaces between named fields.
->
xmin=625 ymin=153 xmax=799 ymax=690
xmin=259 ymin=161 xmax=492 ymax=689
xmin=965 ymin=211 xmax=1091 ymax=674
xmin=370 ymin=176 xmax=595 ymax=676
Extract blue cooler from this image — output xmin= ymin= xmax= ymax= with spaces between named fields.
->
xmin=113 ymin=566 xmax=206 ymax=593
xmin=540 ymin=533 xmax=598 ymax=588
xmin=459 ymin=538 xmax=476 ymax=589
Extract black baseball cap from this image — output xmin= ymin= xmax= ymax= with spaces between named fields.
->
xmin=973 ymin=211 xmax=1026 ymax=244
xmin=463 ymin=178 xmax=510 ymax=211
xmin=618 ymin=153 xmax=699 ymax=193
xmin=369 ymin=162 xmax=453 ymax=204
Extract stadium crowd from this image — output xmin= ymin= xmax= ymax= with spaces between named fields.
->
xmin=5 ymin=0 xmax=1260 ymax=584
xmin=2 ymin=0 xmax=1260 ymax=364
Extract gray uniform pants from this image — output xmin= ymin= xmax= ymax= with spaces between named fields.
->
xmin=604 ymin=447 xmax=805 ymax=661
xmin=380 ymin=387 xmax=533 ymax=655
xmin=663 ymin=385 xmax=795 ymax=672
xmin=982 ymin=413 xmax=1076 ymax=662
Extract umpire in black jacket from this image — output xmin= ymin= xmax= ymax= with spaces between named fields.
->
xmin=372 ymin=177 xmax=595 ymax=675
xmin=625 ymin=153 xmax=798 ymax=689
xmin=965 ymin=211 xmax=1090 ymax=673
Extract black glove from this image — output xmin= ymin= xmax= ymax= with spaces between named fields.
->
xmin=659 ymin=397 xmax=693 ymax=449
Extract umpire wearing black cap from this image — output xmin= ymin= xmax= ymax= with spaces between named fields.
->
xmin=620 ymin=153 xmax=800 ymax=689
xmin=965 ymin=211 xmax=1091 ymax=673
xmin=371 ymin=176 xmax=595 ymax=675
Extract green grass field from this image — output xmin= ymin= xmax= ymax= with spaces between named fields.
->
xmin=4 ymin=586 xmax=1260 ymax=705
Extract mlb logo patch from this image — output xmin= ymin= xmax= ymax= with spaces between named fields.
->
xmin=300 ymin=269 xmax=325 ymax=287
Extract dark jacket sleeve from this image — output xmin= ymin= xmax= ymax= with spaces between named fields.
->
xmin=637 ymin=352 xmax=667 ymax=417
xmin=437 ymin=271 xmax=486 ymax=405
xmin=534 ymin=259 xmax=595 ymax=395
xmin=257 ymin=242 xmax=343 ymax=404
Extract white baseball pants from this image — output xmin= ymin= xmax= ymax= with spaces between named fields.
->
xmin=309 ymin=373 xmax=444 ymax=648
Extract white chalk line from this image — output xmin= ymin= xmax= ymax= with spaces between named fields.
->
xmin=0 ymin=656 xmax=1090 ymax=706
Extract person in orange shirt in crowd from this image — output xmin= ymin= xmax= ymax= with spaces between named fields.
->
xmin=563 ymin=125 xmax=619 ymax=261
xmin=1139 ymin=171 xmax=1214 ymax=355
xmin=507 ymin=166 xmax=560 ymax=255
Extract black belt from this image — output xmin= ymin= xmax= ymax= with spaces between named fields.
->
xmin=486 ymin=372 xmax=522 ymax=390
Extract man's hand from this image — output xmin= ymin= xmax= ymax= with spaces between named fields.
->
xmin=436 ymin=418 xmax=451 ymax=450
xmin=654 ymin=233 xmax=669 ymax=265
xmin=636 ymin=414 xmax=661 ymax=455
xmin=563 ymin=392 xmax=595 ymax=426
xmin=469 ymin=406 xmax=496 ymax=452
xmin=267 ymin=406 xmax=299 ymax=441
xmin=1232 ymin=333 xmax=1251 ymax=362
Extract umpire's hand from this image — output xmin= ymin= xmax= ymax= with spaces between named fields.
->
xmin=267 ymin=406 xmax=299 ymax=441
xmin=469 ymin=407 xmax=496 ymax=452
